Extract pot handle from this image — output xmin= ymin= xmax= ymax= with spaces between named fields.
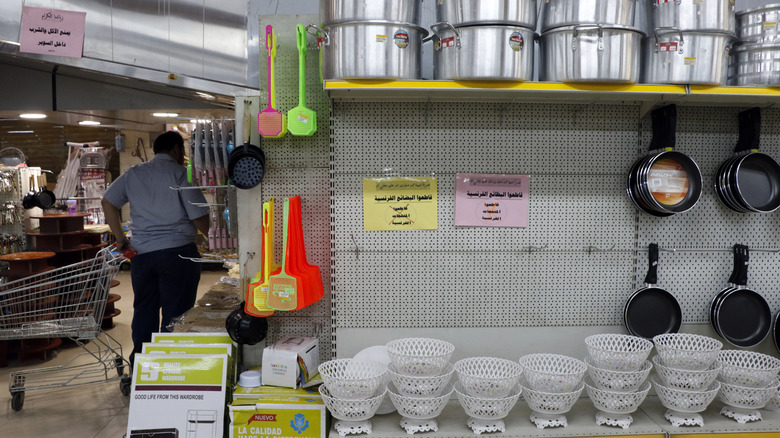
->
xmin=653 ymin=27 xmax=684 ymax=54
xmin=427 ymin=21 xmax=461 ymax=49
xmin=572 ymin=24 xmax=603 ymax=51
xmin=305 ymin=24 xmax=329 ymax=47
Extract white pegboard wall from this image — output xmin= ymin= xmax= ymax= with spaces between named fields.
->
xmin=265 ymin=316 xmax=333 ymax=365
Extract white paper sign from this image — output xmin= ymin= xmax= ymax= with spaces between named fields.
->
xmin=19 ymin=6 xmax=86 ymax=58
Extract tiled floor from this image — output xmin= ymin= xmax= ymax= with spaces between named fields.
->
xmin=0 ymin=269 xmax=226 ymax=437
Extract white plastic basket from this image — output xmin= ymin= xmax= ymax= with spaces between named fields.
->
xmin=520 ymin=381 xmax=584 ymax=415
xmin=651 ymin=376 xmax=721 ymax=413
xmin=385 ymin=337 xmax=455 ymax=376
xmin=454 ymin=357 xmax=523 ymax=398
xmin=585 ymin=381 xmax=651 ymax=414
xmin=653 ymin=333 xmax=722 ymax=371
xmin=387 ymin=362 xmax=454 ymax=397
xmin=652 ymin=355 xmax=720 ymax=391
xmin=318 ymin=358 xmax=387 ymax=400
xmin=717 ymin=350 xmax=780 ymax=388
xmin=455 ymin=383 xmax=522 ymax=420
xmin=585 ymin=334 xmax=653 ymax=371
xmin=718 ymin=378 xmax=780 ymax=409
xmin=518 ymin=353 xmax=587 ymax=393
xmin=585 ymin=356 xmax=652 ymax=392
xmin=319 ymin=385 xmax=387 ymax=421
xmin=387 ymin=383 xmax=454 ymax=420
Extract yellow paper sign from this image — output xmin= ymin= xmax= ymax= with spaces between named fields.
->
xmin=363 ymin=177 xmax=438 ymax=230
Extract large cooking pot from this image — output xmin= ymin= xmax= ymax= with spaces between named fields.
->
xmin=737 ymin=4 xmax=780 ymax=43
xmin=436 ymin=0 xmax=536 ymax=28
xmin=730 ymin=42 xmax=780 ymax=86
xmin=540 ymin=24 xmax=644 ymax=83
xmin=308 ymin=21 xmax=428 ymax=80
xmin=643 ymin=28 xmax=735 ymax=85
xmin=652 ymin=0 xmax=735 ymax=33
xmin=432 ymin=22 xmax=535 ymax=81
xmin=320 ymin=0 xmax=421 ymax=25
xmin=541 ymin=0 xmax=637 ymax=32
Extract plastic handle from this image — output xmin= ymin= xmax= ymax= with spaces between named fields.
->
xmin=297 ymin=24 xmax=307 ymax=107
xmin=734 ymin=244 xmax=750 ymax=287
xmin=644 ymin=243 xmax=659 ymax=285
xmin=727 ymin=244 xmax=739 ymax=285
xmin=734 ymin=107 xmax=761 ymax=154
xmin=280 ymin=198 xmax=290 ymax=275
xmin=648 ymin=105 xmax=677 ymax=153
xmin=266 ymin=25 xmax=276 ymax=110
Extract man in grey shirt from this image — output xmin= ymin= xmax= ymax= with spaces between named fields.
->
xmin=102 ymin=131 xmax=210 ymax=366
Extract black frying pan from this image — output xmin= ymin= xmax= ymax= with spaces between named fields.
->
xmin=624 ymin=243 xmax=682 ymax=339
xmin=773 ymin=310 xmax=780 ymax=354
xmin=709 ymin=244 xmax=744 ymax=338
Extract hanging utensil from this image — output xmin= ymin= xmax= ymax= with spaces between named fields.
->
xmin=267 ymin=198 xmax=299 ymax=310
xmin=288 ymin=24 xmax=317 ymax=137
xmin=228 ymin=111 xmax=266 ymax=189
xmin=258 ymin=25 xmax=287 ymax=138
xmin=624 ymin=243 xmax=682 ymax=339
xmin=246 ymin=200 xmax=277 ymax=317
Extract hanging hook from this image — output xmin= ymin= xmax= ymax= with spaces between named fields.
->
xmin=585 ymin=243 xmax=616 ymax=255
xmin=351 ymin=233 xmax=359 ymax=260
xmin=527 ymin=243 xmax=548 ymax=254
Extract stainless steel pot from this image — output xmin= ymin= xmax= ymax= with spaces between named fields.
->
xmin=541 ymin=0 xmax=636 ymax=32
xmin=642 ymin=28 xmax=735 ymax=85
xmin=320 ymin=0 xmax=421 ymax=25
xmin=730 ymin=42 xmax=780 ymax=86
xmin=308 ymin=21 xmax=428 ymax=80
xmin=737 ymin=3 xmax=780 ymax=43
xmin=436 ymin=0 xmax=536 ymax=28
xmin=539 ymin=24 xmax=644 ymax=83
xmin=652 ymin=0 xmax=735 ymax=33
xmin=432 ymin=23 xmax=535 ymax=81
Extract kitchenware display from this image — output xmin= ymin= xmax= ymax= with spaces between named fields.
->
xmin=518 ymin=353 xmax=587 ymax=393
xmin=258 ymin=25 xmax=287 ymax=138
xmin=225 ymin=302 xmax=268 ymax=345
xmin=307 ymin=21 xmax=428 ymax=80
xmin=737 ymin=4 xmax=780 ymax=43
xmin=717 ymin=378 xmax=779 ymax=423
xmin=653 ymin=333 xmax=723 ymax=371
xmin=288 ymin=24 xmax=318 ymax=137
xmin=353 ymin=346 xmax=396 ymax=415
xmin=584 ymin=334 xmax=653 ymax=371
xmin=454 ymin=357 xmax=523 ymax=398
xmin=203 ymin=120 xmax=215 ymax=187
xmin=193 ymin=123 xmax=204 ymax=186
xmin=387 ymin=362 xmax=454 ymax=397
xmin=711 ymin=245 xmax=772 ymax=347
xmin=652 ymin=355 xmax=721 ymax=391
xmin=584 ymin=381 xmax=651 ymax=429
xmin=454 ymin=382 xmax=522 ymax=434
xmin=267 ymin=198 xmax=299 ymax=310
xmin=320 ymin=0 xmax=421 ymax=25
xmin=715 ymin=109 xmax=780 ymax=213
xmin=318 ymin=358 xmax=387 ymax=400
xmin=774 ymin=310 xmax=780 ymax=355
xmin=539 ymin=24 xmax=644 ymax=83
xmin=643 ymin=28 xmax=735 ymax=85
xmin=245 ymin=199 xmax=279 ymax=317
xmin=585 ymin=357 xmax=653 ymax=392
xmin=520 ymin=381 xmax=585 ymax=429
xmin=385 ymin=337 xmax=455 ymax=376
xmin=228 ymin=113 xmax=266 ymax=190
xmin=730 ymin=42 xmax=780 ymax=86
xmin=387 ymin=383 xmax=455 ymax=434
xmin=320 ymin=384 xmax=388 ymax=436
xmin=765 ymin=382 xmax=780 ymax=411
xmin=717 ymin=350 xmax=780 ymax=388
xmin=431 ymin=22 xmax=535 ymax=81
xmin=651 ymin=0 xmax=735 ymax=33
xmin=436 ymin=0 xmax=536 ymax=27
xmin=624 ymin=244 xmax=682 ymax=339
xmin=287 ymin=195 xmax=325 ymax=309
xmin=0 ymin=147 xmax=27 ymax=167
xmin=651 ymin=376 xmax=721 ymax=427
xmin=540 ymin=0 xmax=636 ymax=32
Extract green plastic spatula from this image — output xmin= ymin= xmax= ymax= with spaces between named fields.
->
xmin=287 ymin=24 xmax=317 ymax=137
xmin=267 ymin=198 xmax=298 ymax=311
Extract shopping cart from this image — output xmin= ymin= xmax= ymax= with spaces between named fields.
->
xmin=0 ymin=245 xmax=131 ymax=411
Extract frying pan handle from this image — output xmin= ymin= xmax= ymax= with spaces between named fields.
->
xmin=644 ymin=243 xmax=659 ymax=285
xmin=734 ymin=107 xmax=761 ymax=154
xmin=648 ymin=104 xmax=677 ymax=153
xmin=734 ymin=244 xmax=749 ymax=287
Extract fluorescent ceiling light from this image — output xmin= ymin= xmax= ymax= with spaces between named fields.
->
xmin=19 ymin=113 xmax=46 ymax=119
xmin=78 ymin=120 xmax=101 ymax=126
xmin=152 ymin=112 xmax=178 ymax=117
xmin=8 ymin=130 xmax=34 ymax=134
xmin=196 ymin=92 xmax=215 ymax=100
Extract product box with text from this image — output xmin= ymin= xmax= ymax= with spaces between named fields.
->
xmin=228 ymin=397 xmax=327 ymax=438
xmin=151 ymin=332 xmax=239 ymax=383
xmin=262 ymin=336 xmax=319 ymax=389
xmin=142 ymin=342 xmax=235 ymax=384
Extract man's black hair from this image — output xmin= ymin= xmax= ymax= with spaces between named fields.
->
xmin=153 ymin=131 xmax=184 ymax=154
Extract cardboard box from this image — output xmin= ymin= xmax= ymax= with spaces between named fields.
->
xmin=142 ymin=342 xmax=235 ymax=385
xmin=228 ymin=397 xmax=326 ymax=438
xmin=151 ymin=332 xmax=239 ymax=384
xmin=233 ymin=383 xmax=321 ymax=401
xmin=261 ymin=336 xmax=319 ymax=388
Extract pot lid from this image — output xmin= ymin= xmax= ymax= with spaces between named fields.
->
xmin=323 ymin=20 xmax=429 ymax=38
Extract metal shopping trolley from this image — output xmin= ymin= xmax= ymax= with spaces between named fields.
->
xmin=0 ymin=245 xmax=131 ymax=411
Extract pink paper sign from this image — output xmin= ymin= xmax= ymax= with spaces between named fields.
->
xmin=455 ymin=173 xmax=529 ymax=227
xmin=19 ymin=6 xmax=86 ymax=58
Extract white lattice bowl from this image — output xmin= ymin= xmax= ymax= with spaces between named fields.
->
xmin=718 ymin=378 xmax=780 ymax=409
xmin=717 ymin=350 xmax=780 ymax=388
xmin=319 ymin=385 xmax=387 ymax=421
xmin=387 ymin=362 xmax=454 ymax=397
xmin=454 ymin=357 xmax=524 ymax=398
xmin=585 ymin=381 xmax=651 ymax=414
xmin=585 ymin=356 xmax=652 ymax=392
xmin=652 ymin=355 xmax=721 ymax=391
xmin=651 ymin=376 xmax=721 ymax=413
xmin=387 ymin=383 xmax=454 ymax=420
xmin=518 ymin=353 xmax=587 ymax=393
xmin=318 ymin=358 xmax=387 ymax=400
xmin=520 ymin=381 xmax=585 ymax=415
xmin=585 ymin=334 xmax=654 ymax=371
xmin=652 ymin=333 xmax=723 ymax=371
xmin=385 ymin=338 xmax=455 ymax=377
xmin=455 ymin=383 xmax=522 ymax=420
